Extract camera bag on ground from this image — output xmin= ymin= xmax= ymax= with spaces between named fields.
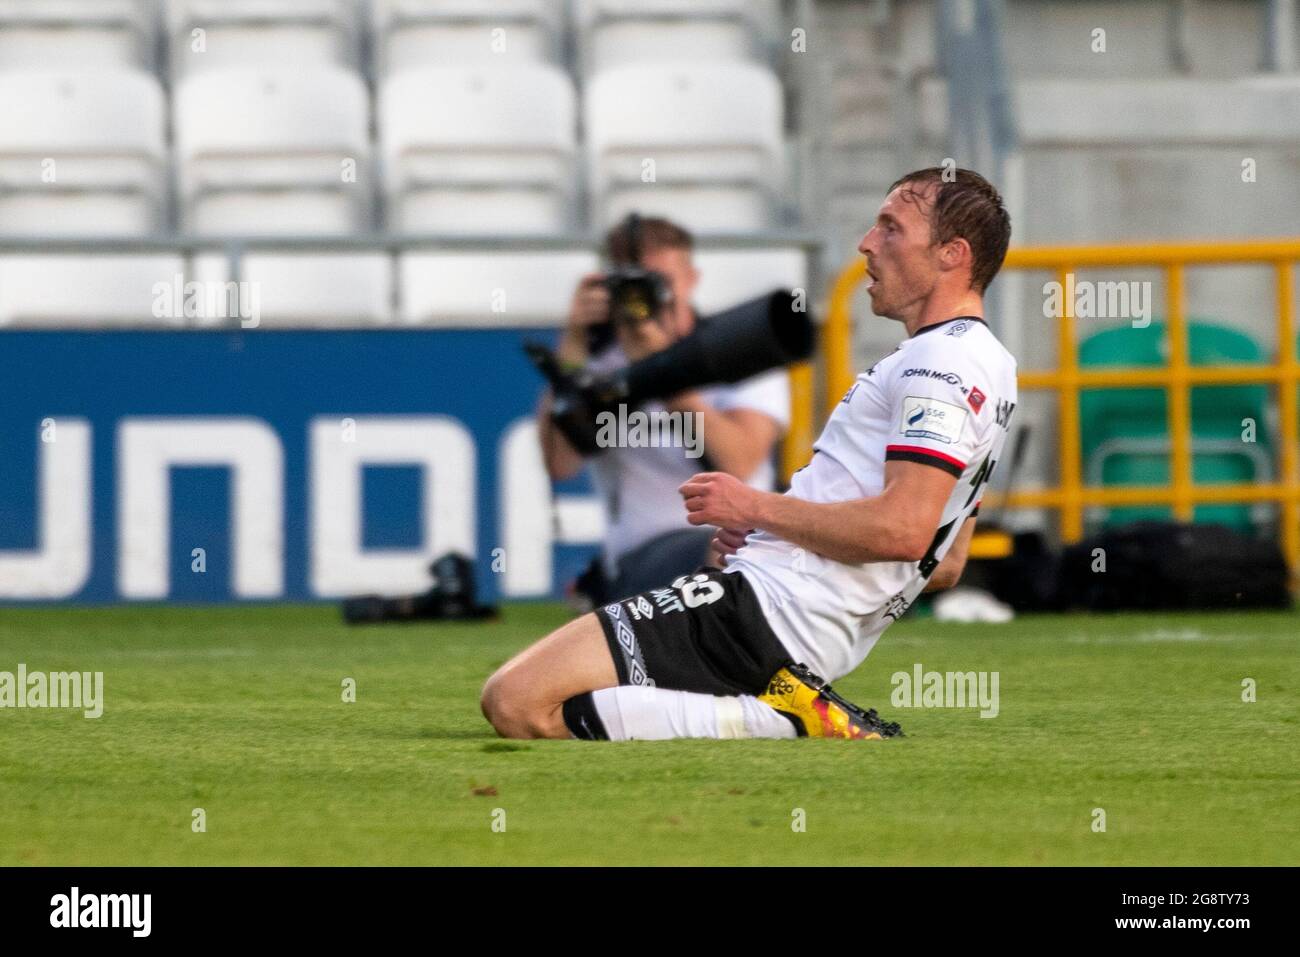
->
xmin=1056 ymin=520 xmax=1291 ymax=610
xmin=342 ymin=552 xmax=497 ymax=624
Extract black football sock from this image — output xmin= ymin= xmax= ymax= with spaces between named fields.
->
xmin=562 ymin=692 xmax=610 ymax=740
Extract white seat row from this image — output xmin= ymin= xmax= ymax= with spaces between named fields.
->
xmin=0 ymin=0 xmax=778 ymax=77
xmin=0 ymin=62 xmax=785 ymax=236
xmin=0 ymin=249 xmax=806 ymax=328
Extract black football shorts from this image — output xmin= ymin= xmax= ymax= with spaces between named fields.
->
xmin=594 ymin=567 xmax=794 ymax=697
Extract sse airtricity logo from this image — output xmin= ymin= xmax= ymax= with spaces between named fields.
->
xmin=899 ymin=397 xmax=968 ymax=445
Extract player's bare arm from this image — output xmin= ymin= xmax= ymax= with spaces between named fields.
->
xmin=680 ymin=460 xmax=957 ymax=565
xmin=709 ymin=514 xmax=975 ymax=592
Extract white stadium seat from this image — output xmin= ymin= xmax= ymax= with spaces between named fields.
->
xmin=399 ymin=251 xmax=598 ymax=326
xmin=380 ymin=64 xmax=577 ymax=235
xmin=189 ymin=252 xmax=394 ymax=328
xmin=372 ymin=0 xmax=561 ymax=75
xmin=585 ymin=63 xmax=784 ymax=232
xmin=575 ymin=0 xmax=779 ymax=73
xmin=0 ymin=255 xmax=187 ymax=327
xmin=174 ymin=67 xmax=372 ymax=235
xmin=0 ymin=70 xmax=167 ymax=236
xmin=690 ymin=248 xmax=807 ymax=315
xmin=166 ymin=0 xmax=362 ymax=78
xmin=0 ymin=0 xmax=157 ymax=72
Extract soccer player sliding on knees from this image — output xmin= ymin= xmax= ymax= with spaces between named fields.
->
xmin=481 ymin=167 xmax=1017 ymax=741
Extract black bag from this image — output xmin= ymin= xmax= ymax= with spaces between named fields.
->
xmin=341 ymin=553 xmax=496 ymax=624
xmin=983 ymin=530 xmax=1064 ymax=612
xmin=1057 ymin=521 xmax=1292 ymax=611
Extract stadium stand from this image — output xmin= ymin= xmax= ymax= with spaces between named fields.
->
xmin=0 ymin=2 xmax=807 ymax=311
xmin=0 ymin=1 xmax=814 ymax=328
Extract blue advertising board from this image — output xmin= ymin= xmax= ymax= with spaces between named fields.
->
xmin=0 ymin=330 xmax=600 ymax=603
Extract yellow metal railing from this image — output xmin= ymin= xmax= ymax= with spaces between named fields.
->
xmin=820 ymin=238 xmax=1300 ymax=574
xmin=781 ymin=361 xmax=815 ymax=482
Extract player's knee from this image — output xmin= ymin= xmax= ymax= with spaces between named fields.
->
xmin=479 ymin=672 xmax=513 ymax=735
xmin=481 ymin=671 xmax=540 ymax=739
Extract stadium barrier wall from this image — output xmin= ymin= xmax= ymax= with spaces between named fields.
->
xmin=0 ymin=329 xmax=612 ymax=603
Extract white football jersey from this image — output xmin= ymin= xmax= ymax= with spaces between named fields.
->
xmin=724 ymin=316 xmax=1018 ymax=680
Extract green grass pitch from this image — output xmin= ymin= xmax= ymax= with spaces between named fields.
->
xmin=1 ymin=603 xmax=1296 ymax=866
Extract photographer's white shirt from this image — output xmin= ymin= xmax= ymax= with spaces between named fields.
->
xmin=586 ymin=344 xmax=790 ymax=572
xmin=724 ymin=317 xmax=1018 ymax=681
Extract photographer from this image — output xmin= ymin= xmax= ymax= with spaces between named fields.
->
xmin=537 ymin=217 xmax=790 ymax=604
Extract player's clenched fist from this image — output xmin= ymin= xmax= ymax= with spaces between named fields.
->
xmin=712 ymin=526 xmax=754 ymax=558
xmin=679 ymin=472 xmax=760 ymax=528
xmin=707 ymin=525 xmax=755 ymax=567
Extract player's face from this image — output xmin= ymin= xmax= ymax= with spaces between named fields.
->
xmin=857 ymin=184 xmax=941 ymax=321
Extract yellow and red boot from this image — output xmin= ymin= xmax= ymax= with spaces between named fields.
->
xmin=759 ymin=663 xmax=903 ymax=740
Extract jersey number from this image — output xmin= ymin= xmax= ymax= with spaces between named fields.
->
xmin=672 ymin=573 xmax=724 ymax=608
